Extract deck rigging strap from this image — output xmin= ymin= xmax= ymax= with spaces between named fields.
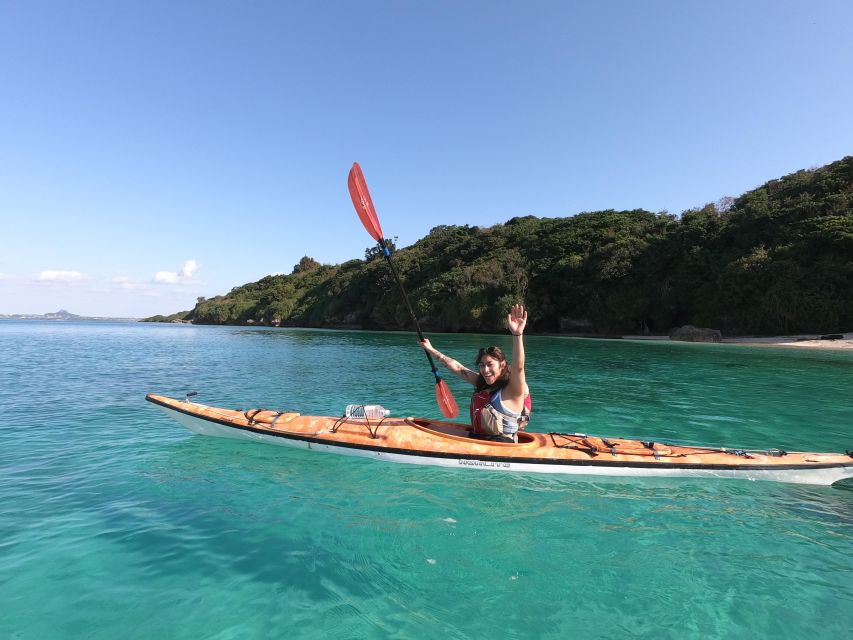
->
xmin=242 ymin=408 xmax=300 ymax=427
xmin=549 ymin=433 xmax=599 ymax=456
xmin=244 ymin=408 xmax=269 ymax=424
xmin=331 ymin=414 xmax=388 ymax=439
xmin=555 ymin=432 xmax=791 ymax=460
xmin=270 ymin=412 xmax=292 ymax=426
xmin=601 ymin=438 xmax=619 ymax=455
xmin=550 ymin=432 xmax=684 ymax=458
xmin=237 ymin=408 xmax=331 ymax=437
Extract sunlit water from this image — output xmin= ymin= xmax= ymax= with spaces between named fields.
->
xmin=1 ymin=321 xmax=851 ymax=639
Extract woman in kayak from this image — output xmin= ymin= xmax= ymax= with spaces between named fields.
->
xmin=420 ymin=304 xmax=531 ymax=443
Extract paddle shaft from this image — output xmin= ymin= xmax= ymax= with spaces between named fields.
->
xmin=376 ymin=240 xmax=441 ymax=379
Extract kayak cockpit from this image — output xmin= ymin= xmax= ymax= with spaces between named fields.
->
xmin=405 ymin=418 xmax=537 ymax=445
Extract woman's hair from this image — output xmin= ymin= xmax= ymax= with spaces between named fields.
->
xmin=474 ymin=346 xmax=511 ymax=392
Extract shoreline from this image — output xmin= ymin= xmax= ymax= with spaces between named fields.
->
xmin=624 ymin=333 xmax=853 ymax=350
xmin=125 ymin=318 xmax=853 ymax=351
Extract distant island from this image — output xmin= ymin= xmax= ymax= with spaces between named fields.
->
xmin=0 ymin=309 xmax=138 ymax=322
xmin=144 ymin=156 xmax=853 ymax=337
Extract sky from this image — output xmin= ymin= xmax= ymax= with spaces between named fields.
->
xmin=1 ymin=0 xmax=851 ymax=318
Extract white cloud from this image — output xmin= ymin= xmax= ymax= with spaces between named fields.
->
xmin=37 ymin=270 xmax=84 ymax=283
xmin=112 ymin=276 xmax=149 ymax=290
xmin=154 ymin=271 xmax=179 ymax=284
xmin=180 ymin=259 xmax=198 ymax=278
xmin=153 ymin=259 xmax=198 ymax=285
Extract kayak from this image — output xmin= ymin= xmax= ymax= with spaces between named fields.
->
xmin=146 ymin=393 xmax=853 ymax=486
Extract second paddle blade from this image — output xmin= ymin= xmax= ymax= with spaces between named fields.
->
xmin=435 ymin=378 xmax=460 ymax=419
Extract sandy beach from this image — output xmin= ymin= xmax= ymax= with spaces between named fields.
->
xmin=722 ymin=333 xmax=853 ymax=349
xmin=626 ymin=333 xmax=853 ymax=350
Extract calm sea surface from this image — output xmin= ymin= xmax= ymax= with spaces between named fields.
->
xmin=1 ymin=320 xmax=852 ymax=639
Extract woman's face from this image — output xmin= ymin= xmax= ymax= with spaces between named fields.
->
xmin=478 ymin=355 xmax=506 ymax=386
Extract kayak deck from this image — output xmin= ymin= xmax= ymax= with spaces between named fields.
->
xmin=146 ymin=393 xmax=853 ymax=486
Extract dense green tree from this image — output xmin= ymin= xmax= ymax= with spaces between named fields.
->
xmin=292 ymin=256 xmax=320 ymax=273
xmin=146 ymin=156 xmax=853 ymax=336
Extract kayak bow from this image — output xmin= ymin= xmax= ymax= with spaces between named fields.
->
xmin=146 ymin=393 xmax=853 ymax=486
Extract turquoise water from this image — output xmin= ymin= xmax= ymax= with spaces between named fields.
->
xmin=1 ymin=321 xmax=851 ymax=639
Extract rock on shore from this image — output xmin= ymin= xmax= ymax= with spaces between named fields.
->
xmin=668 ymin=325 xmax=723 ymax=343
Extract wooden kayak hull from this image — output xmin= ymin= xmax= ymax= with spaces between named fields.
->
xmin=146 ymin=394 xmax=853 ymax=486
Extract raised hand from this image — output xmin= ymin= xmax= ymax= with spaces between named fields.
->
xmin=507 ymin=304 xmax=528 ymax=336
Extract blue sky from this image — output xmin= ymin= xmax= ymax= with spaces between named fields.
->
xmin=1 ymin=0 xmax=851 ymax=318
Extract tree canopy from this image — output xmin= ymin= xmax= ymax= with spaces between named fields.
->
xmin=145 ymin=156 xmax=853 ymax=336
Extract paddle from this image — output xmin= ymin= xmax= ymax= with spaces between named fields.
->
xmin=348 ymin=162 xmax=460 ymax=419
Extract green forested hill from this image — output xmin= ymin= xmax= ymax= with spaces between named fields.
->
xmin=145 ymin=156 xmax=853 ymax=335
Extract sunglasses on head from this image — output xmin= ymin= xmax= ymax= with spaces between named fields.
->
xmin=477 ymin=346 xmax=504 ymax=360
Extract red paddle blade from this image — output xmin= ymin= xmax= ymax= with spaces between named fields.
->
xmin=435 ymin=378 xmax=459 ymax=418
xmin=348 ymin=162 xmax=384 ymax=242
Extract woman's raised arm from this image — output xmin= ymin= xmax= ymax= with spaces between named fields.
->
xmin=504 ymin=304 xmax=528 ymax=403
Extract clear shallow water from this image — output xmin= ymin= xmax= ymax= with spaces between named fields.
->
xmin=1 ymin=320 xmax=851 ymax=639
